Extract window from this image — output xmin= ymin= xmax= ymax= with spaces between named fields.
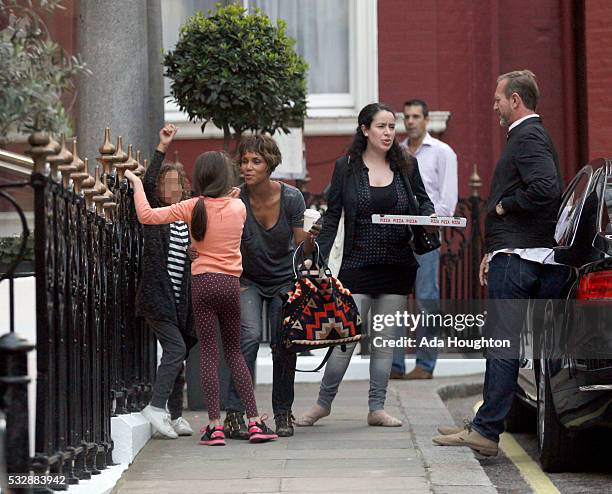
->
xmin=555 ymin=166 xmax=592 ymax=247
xmin=161 ymin=0 xmax=378 ymax=136
xmin=600 ymin=169 xmax=612 ymax=235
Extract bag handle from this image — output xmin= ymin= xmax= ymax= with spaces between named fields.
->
xmin=292 ymin=240 xmax=322 ymax=278
xmin=295 ymin=344 xmax=347 ymax=373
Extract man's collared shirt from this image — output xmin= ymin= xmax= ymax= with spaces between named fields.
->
xmin=508 ymin=113 xmax=539 ymax=132
xmin=400 ymin=132 xmax=458 ymax=217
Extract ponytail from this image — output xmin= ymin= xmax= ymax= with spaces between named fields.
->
xmin=191 ymin=197 xmax=207 ymax=241
xmin=190 ymin=150 xmax=235 ymax=242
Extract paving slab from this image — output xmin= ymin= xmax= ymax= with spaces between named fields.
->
xmin=113 ymin=375 xmax=492 ymax=493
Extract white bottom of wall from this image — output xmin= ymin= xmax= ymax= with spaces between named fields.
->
xmin=63 ymin=413 xmax=151 ymax=493
xmin=111 ymin=413 xmax=152 ymax=465
xmin=66 ymin=463 xmax=128 ymax=494
xmin=254 ymin=345 xmax=486 ymax=383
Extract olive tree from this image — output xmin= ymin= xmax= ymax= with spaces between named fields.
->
xmin=0 ymin=0 xmax=89 ymax=146
xmin=163 ymin=3 xmax=308 ymax=150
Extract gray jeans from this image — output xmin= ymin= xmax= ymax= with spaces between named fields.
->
xmin=225 ymin=280 xmax=296 ymax=415
xmin=147 ymin=318 xmax=188 ymax=419
xmin=316 ymin=293 xmax=407 ymax=412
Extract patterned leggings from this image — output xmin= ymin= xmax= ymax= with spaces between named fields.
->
xmin=191 ymin=273 xmax=258 ymax=420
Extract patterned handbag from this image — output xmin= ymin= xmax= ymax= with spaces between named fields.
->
xmin=281 ymin=242 xmax=363 ymax=370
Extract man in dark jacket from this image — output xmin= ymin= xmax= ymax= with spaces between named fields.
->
xmin=432 ymin=70 xmax=570 ymax=456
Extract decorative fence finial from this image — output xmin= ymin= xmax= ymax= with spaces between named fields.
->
xmin=25 ymin=132 xmax=58 ymax=174
xmin=469 ymin=163 xmax=482 ymax=198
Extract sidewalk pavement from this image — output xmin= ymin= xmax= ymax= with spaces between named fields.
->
xmin=114 ymin=374 xmax=495 ymax=494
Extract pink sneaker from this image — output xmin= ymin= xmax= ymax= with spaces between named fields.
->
xmin=199 ymin=425 xmax=226 ymax=446
xmin=248 ymin=415 xmax=278 ymax=443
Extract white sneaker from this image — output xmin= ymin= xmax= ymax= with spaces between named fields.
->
xmin=171 ymin=417 xmax=193 ymax=436
xmin=142 ymin=405 xmax=178 ymax=439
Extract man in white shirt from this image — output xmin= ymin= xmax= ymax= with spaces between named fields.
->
xmin=390 ymin=99 xmax=458 ymax=380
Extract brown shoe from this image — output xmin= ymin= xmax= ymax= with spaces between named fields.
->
xmin=432 ymin=428 xmax=498 ymax=457
xmin=437 ymin=418 xmax=472 ymax=435
xmin=389 ymin=370 xmax=406 ymax=380
xmin=437 ymin=425 xmax=463 ymax=435
xmin=404 ymin=366 xmax=433 ymax=380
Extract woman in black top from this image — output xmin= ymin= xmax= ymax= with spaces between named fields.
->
xmin=297 ymin=103 xmax=435 ymax=427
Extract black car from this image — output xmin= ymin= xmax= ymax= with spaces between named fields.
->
xmin=508 ymin=158 xmax=612 ymax=472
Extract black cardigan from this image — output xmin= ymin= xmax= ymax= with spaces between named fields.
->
xmin=484 ymin=117 xmax=563 ymax=252
xmin=317 ymin=155 xmax=435 ymax=261
xmin=134 ymin=150 xmax=197 ymax=350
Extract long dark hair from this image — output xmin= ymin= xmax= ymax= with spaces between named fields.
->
xmin=191 ymin=151 xmax=236 ymax=241
xmin=347 ymin=102 xmax=415 ymax=175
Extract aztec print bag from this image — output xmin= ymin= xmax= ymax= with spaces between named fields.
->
xmin=281 ymin=242 xmax=363 ymax=371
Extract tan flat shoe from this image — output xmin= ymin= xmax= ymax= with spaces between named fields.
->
xmin=367 ymin=410 xmax=402 ymax=427
xmin=295 ymin=404 xmax=330 ymax=426
xmin=432 ymin=428 xmax=498 ymax=456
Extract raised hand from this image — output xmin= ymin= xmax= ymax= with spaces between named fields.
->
xmin=157 ymin=124 xmax=178 ymax=153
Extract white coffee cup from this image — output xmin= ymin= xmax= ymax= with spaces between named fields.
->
xmin=303 ymin=208 xmax=321 ymax=232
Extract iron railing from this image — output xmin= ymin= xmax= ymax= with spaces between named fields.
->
xmin=0 ymin=129 xmax=156 ymax=491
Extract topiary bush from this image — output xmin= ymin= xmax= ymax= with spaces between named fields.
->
xmin=163 ymin=3 xmax=308 ymax=150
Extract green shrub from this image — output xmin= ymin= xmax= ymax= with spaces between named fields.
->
xmin=0 ymin=0 xmax=89 ymax=145
xmin=163 ymin=3 xmax=308 ymax=149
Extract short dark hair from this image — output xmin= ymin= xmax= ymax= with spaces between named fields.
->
xmin=236 ymin=134 xmax=282 ymax=174
xmin=497 ymin=70 xmax=540 ymax=111
xmin=403 ymin=99 xmax=429 ymax=118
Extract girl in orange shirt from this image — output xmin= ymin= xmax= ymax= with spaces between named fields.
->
xmin=125 ymin=152 xmax=277 ymax=446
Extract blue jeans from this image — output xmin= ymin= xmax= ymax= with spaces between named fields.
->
xmin=225 ymin=280 xmax=296 ymax=415
xmin=392 ymin=248 xmax=440 ymax=374
xmin=317 ymin=293 xmax=407 ymax=412
xmin=471 ymin=253 xmax=570 ymax=442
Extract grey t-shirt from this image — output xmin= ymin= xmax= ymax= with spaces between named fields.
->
xmin=240 ymin=182 xmax=306 ymax=287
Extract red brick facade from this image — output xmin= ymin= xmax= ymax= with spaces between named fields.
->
xmin=584 ymin=0 xmax=612 ymax=161
xmin=4 ymin=1 xmax=611 ymax=202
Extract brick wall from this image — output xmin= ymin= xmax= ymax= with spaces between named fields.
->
xmin=378 ymin=0 xmax=580 ymax=196
xmin=584 ymin=0 xmax=612 ymax=160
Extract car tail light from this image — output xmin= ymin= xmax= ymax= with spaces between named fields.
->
xmin=576 ymin=270 xmax=612 ymax=301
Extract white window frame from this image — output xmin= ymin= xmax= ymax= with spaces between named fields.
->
xmin=165 ymin=0 xmax=378 ymax=138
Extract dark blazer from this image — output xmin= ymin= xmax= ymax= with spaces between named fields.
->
xmin=485 ymin=116 xmax=563 ymax=252
xmin=317 ymin=154 xmax=435 ymax=261
xmin=134 ymin=150 xmax=197 ymax=350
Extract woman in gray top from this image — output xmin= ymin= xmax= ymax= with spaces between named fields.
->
xmin=224 ymin=134 xmax=319 ymax=438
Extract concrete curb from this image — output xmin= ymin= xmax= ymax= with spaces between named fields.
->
xmin=436 ymin=381 xmax=483 ymax=402
xmin=391 ymin=373 xmax=496 ymax=494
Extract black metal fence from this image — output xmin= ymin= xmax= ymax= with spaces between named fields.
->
xmin=0 ymin=130 xmax=156 ymax=491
